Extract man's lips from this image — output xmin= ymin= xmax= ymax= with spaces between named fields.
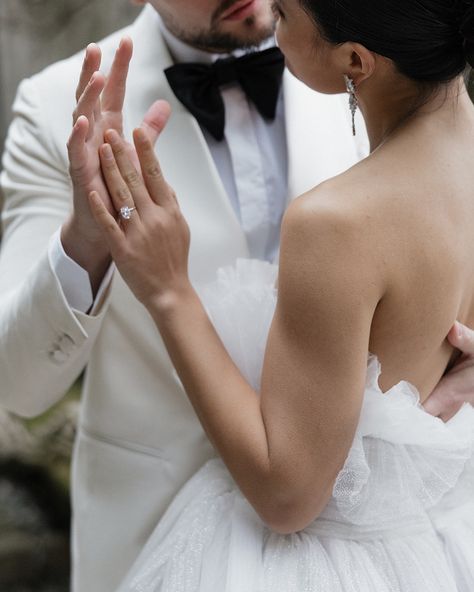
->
xmin=221 ymin=0 xmax=256 ymax=21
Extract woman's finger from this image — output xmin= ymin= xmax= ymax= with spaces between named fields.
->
xmin=88 ymin=190 xmax=125 ymax=249
xmin=75 ymin=44 xmax=101 ymax=102
xmin=104 ymin=130 xmax=151 ymax=211
xmin=133 ymin=127 xmax=176 ymax=207
xmin=99 ymin=143 xmax=142 ymax=223
xmin=102 ymin=37 xmax=133 ymax=113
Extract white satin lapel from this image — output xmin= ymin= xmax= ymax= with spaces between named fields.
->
xmin=124 ymin=7 xmax=249 ymax=280
xmin=284 ymin=70 xmax=369 ymax=203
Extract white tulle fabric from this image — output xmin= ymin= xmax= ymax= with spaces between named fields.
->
xmin=116 ymin=260 xmax=474 ymax=592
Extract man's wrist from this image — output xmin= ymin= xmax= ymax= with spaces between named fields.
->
xmin=61 ymin=218 xmax=111 ymax=297
xmin=49 ymin=230 xmax=94 ymax=312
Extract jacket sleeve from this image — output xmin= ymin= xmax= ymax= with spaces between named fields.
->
xmin=0 ymin=76 xmax=110 ymax=418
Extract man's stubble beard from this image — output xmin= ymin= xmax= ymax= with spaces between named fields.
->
xmin=163 ymin=14 xmax=276 ymax=53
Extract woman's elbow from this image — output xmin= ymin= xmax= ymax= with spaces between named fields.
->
xmin=256 ymin=491 xmax=329 ymax=535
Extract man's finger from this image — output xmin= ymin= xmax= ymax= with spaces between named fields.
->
xmin=424 ymin=369 xmax=470 ymax=420
xmin=102 ymin=37 xmax=133 ymax=113
xmin=141 ymin=100 xmax=172 ymax=145
xmin=422 ymin=390 xmax=444 ymax=417
xmin=76 ymin=44 xmax=102 ymax=102
xmin=67 ymin=116 xmax=89 ymax=176
xmin=447 ymin=321 xmax=474 ymax=356
xmin=439 ymin=401 xmax=464 ymax=423
xmin=74 ymin=72 xmax=105 ymax=138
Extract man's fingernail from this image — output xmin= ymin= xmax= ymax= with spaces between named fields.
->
xmin=456 ymin=322 xmax=464 ymax=340
xmin=135 ymin=128 xmax=146 ymax=142
xmin=106 ymin=129 xmax=119 ymax=145
xmin=102 ymin=144 xmax=113 ymax=159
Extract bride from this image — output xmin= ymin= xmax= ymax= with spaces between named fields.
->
xmin=88 ymin=0 xmax=474 ymax=589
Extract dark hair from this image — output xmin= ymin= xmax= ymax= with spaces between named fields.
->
xmin=300 ymin=0 xmax=474 ymax=84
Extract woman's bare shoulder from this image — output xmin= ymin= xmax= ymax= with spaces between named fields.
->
xmin=280 ymin=172 xmax=387 ymax=307
xmin=283 ymin=163 xmax=386 ymax=243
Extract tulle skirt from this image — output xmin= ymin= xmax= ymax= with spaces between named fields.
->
xmin=116 ymin=260 xmax=474 ymax=592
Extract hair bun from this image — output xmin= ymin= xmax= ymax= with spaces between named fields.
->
xmin=460 ymin=1 xmax=474 ymax=66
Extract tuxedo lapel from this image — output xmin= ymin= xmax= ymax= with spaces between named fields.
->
xmin=124 ymin=7 xmax=249 ymax=280
xmin=283 ymin=70 xmax=369 ymax=203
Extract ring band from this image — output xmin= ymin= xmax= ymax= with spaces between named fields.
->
xmin=119 ymin=206 xmax=136 ymax=220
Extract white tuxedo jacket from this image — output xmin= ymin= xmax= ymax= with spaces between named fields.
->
xmin=0 ymin=6 xmax=368 ymax=591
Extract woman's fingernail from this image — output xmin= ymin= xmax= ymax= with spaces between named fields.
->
xmin=456 ymin=322 xmax=464 ymax=340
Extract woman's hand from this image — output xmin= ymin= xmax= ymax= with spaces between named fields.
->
xmin=423 ymin=321 xmax=474 ymax=421
xmin=88 ymin=120 xmax=193 ymax=310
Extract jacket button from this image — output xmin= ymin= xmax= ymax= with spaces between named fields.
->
xmin=49 ymin=348 xmax=68 ymax=364
xmin=58 ymin=334 xmax=75 ymax=354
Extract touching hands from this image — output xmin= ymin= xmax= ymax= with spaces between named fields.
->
xmin=62 ymin=38 xmax=170 ymax=291
xmin=424 ymin=322 xmax=474 ymax=421
xmin=88 ymin=123 xmax=193 ymax=310
xmin=64 ymin=39 xmax=132 ymax=252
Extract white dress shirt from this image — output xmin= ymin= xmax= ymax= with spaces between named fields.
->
xmin=50 ymin=14 xmax=288 ymax=313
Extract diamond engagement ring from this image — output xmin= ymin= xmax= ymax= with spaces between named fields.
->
xmin=119 ymin=206 xmax=137 ymax=220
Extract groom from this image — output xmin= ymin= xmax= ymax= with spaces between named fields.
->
xmin=0 ymin=1 xmax=472 ymax=590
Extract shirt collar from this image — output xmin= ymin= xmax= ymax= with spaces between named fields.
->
xmin=156 ymin=12 xmax=275 ymax=65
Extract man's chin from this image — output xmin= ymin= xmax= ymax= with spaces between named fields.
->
xmin=199 ymin=20 xmax=276 ymax=52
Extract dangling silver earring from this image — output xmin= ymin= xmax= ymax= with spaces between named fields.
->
xmin=343 ymin=75 xmax=358 ymax=136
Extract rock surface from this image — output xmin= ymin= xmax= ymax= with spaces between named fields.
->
xmin=0 ymin=400 xmax=79 ymax=590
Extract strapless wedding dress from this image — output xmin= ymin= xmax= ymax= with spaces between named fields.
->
xmin=116 ymin=260 xmax=474 ymax=592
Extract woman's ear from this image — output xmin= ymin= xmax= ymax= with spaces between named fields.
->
xmin=336 ymin=42 xmax=376 ymax=87
xmin=348 ymin=43 xmax=376 ymax=86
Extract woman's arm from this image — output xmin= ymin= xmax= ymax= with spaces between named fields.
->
xmin=90 ymin=128 xmax=383 ymax=533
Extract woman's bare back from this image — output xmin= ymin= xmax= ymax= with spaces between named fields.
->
xmin=317 ymin=89 xmax=474 ymax=400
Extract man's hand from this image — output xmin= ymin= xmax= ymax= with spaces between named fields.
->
xmin=61 ymin=38 xmax=169 ymax=294
xmin=424 ymin=322 xmax=474 ymax=421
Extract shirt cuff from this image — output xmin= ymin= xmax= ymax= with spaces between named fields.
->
xmin=48 ymin=228 xmax=114 ymax=314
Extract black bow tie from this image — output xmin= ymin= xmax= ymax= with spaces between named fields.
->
xmin=164 ymin=47 xmax=285 ymax=141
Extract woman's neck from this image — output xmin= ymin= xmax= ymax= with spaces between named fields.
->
xmin=358 ymin=75 xmax=469 ymax=152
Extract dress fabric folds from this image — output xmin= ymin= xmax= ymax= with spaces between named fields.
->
xmin=116 ymin=259 xmax=474 ymax=592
